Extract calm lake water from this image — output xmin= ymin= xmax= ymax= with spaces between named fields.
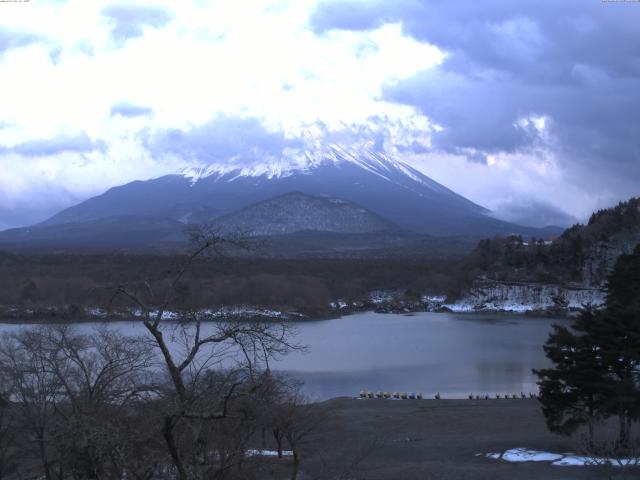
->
xmin=0 ymin=311 xmax=565 ymax=400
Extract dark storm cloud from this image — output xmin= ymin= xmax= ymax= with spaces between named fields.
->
xmin=310 ymin=1 xmax=404 ymax=32
xmin=310 ymin=0 xmax=640 ymax=177
xmin=0 ymin=27 xmax=41 ymax=56
xmin=110 ymin=102 xmax=153 ymax=118
xmin=102 ymin=4 xmax=172 ymax=44
xmin=1 ymin=133 xmax=106 ymax=156
xmin=148 ymin=115 xmax=300 ymax=163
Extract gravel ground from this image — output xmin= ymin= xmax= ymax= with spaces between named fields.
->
xmin=291 ymin=398 xmax=640 ymax=480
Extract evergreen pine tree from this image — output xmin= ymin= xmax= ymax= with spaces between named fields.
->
xmin=592 ymin=245 xmax=640 ymax=445
xmin=534 ymin=308 xmax=608 ymax=441
xmin=535 ymin=244 xmax=640 ymax=446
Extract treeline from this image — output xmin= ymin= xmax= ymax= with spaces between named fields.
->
xmin=0 ymin=254 xmax=460 ymax=317
xmin=587 ymin=197 xmax=640 ymax=233
xmin=3 ymin=198 xmax=638 ymax=315
xmin=458 ymin=197 xmax=640 ymax=287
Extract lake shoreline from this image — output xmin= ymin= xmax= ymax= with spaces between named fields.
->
xmin=0 ymin=304 xmax=575 ymax=324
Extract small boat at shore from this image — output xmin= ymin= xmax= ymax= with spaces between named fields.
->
xmin=357 ymin=390 xmax=539 ymax=400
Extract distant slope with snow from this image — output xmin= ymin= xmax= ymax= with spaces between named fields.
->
xmin=212 ymin=192 xmax=397 ymax=236
xmin=30 ymin=145 xmax=555 ymax=238
xmin=0 ymin=145 xmax=565 ymax=255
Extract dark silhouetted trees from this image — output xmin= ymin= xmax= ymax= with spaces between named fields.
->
xmin=459 ymin=197 xmax=640 ymax=287
xmin=535 ymin=244 xmax=640 ymax=448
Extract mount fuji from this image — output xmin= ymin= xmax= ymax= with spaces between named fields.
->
xmin=0 ymin=146 xmax=560 ymax=253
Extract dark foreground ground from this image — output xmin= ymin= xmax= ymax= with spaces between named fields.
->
xmin=289 ymin=398 xmax=639 ymax=480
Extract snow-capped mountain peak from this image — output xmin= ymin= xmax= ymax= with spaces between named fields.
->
xmin=31 ymin=142 xmax=550 ymax=238
xmin=180 ymin=144 xmax=453 ymax=197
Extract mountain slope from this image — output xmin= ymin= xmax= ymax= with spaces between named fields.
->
xmin=212 ymin=192 xmax=397 ymax=236
xmin=35 ymin=146 xmax=552 ymax=238
xmin=0 ymin=145 xmax=559 ymax=251
xmin=0 ymin=216 xmax=186 ymax=250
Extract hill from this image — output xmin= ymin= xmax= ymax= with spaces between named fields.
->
xmin=460 ymin=197 xmax=640 ymax=287
xmin=443 ymin=198 xmax=640 ymax=313
xmin=212 ymin=192 xmax=397 ymax=236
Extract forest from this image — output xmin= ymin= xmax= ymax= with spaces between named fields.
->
xmin=457 ymin=198 xmax=640 ymax=288
xmin=0 ymin=254 xmax=459 ymax=319
xmin=0 ymin=197 xmax=638 ymax=320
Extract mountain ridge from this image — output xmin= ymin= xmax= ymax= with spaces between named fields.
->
xmin=39 ymin=146 xmax=489 ymax=233
xmin=0 ymin=147 xmax=563 ymax=251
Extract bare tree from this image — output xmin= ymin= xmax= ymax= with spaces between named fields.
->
xmin=575 ymin=434 xmax=640 ymax=479
xmin=41 ymin=326 xmax=156 ymax=479
xmin=0 ymin=329 xmax=62 ymax=480
xmin=263 ymin=381 xmax=324 ymax=480
xmin=0 ymin=326 xmax=156 ymax=480
xmin=111 ymin=225 xmax=302 ymax=480
xmin=258 ymin=378 xmax=313 ymax=459
xmin=0 ymin=227 xmax=303 ymax=479
xmin=282 ymin=395 xmax=323 ymax=468
xmin=0 ymin=394 xmax=18 ymax=480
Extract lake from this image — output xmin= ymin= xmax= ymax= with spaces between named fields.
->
xmin=0 ymin=311 xmax=565 ymax=400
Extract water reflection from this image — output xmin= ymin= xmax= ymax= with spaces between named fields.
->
xmin=272 ymin=312 xmax=566 ymax=399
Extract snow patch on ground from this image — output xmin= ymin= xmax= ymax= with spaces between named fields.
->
xmin=87 ymin=308 xmax=108 ymax=318
xmin=444 ymin=301 xmax=535 ymax=313
xmin=484 ymin=448 xmax=640 ymax=467
xmin=246 ymin=449 xmax=293 ymax=457
xmin=330 ymin=291 xmax=447 ymax=312
xmin=446 ymin=282 xmax=605 ymax=313
xmin=130 ymin=306 xmax=305 ymax=321
xmin=369 ymin=291 xmax=395 ymax=305
xmin=500 ymin=449 xmax=563 ymax=462
xmin=200 ymin=306 xmax=303 ymax=319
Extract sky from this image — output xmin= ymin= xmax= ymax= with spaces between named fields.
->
xmin=0 ymin=0 xmax=639 ymax=230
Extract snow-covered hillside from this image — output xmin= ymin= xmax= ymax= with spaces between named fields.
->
xmin=180 ymin=145 xmax=475 ymax=208
xmin=445 ymin=281 xmax=605 ymax=313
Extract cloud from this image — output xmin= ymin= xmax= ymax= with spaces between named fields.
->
xmin=311 ymin=0 xmax=640 ymax=185
xmin=301 ymin=114 xmax=434 ymax=156
xmin=110 ymin=101 xmax=153 ymax=118
xmin=1 ymin=132 xmax=105 ymax=156
xmin=102 ymin=4 xmax=172 ymax=44
xmin=148 ymin=115 xmax=301 ymax=164
xmin=0 ymin=0 xmax=637 ymax=229
xmin=0 ymin=131 xmax=180 ymax=230
xmin=0 ymin=27 xmax=41 ymax=56
xmin=310 ymin=0 xmax=405 ymax=32
xmin=489 ymin=198 xmax=578 ymax=228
